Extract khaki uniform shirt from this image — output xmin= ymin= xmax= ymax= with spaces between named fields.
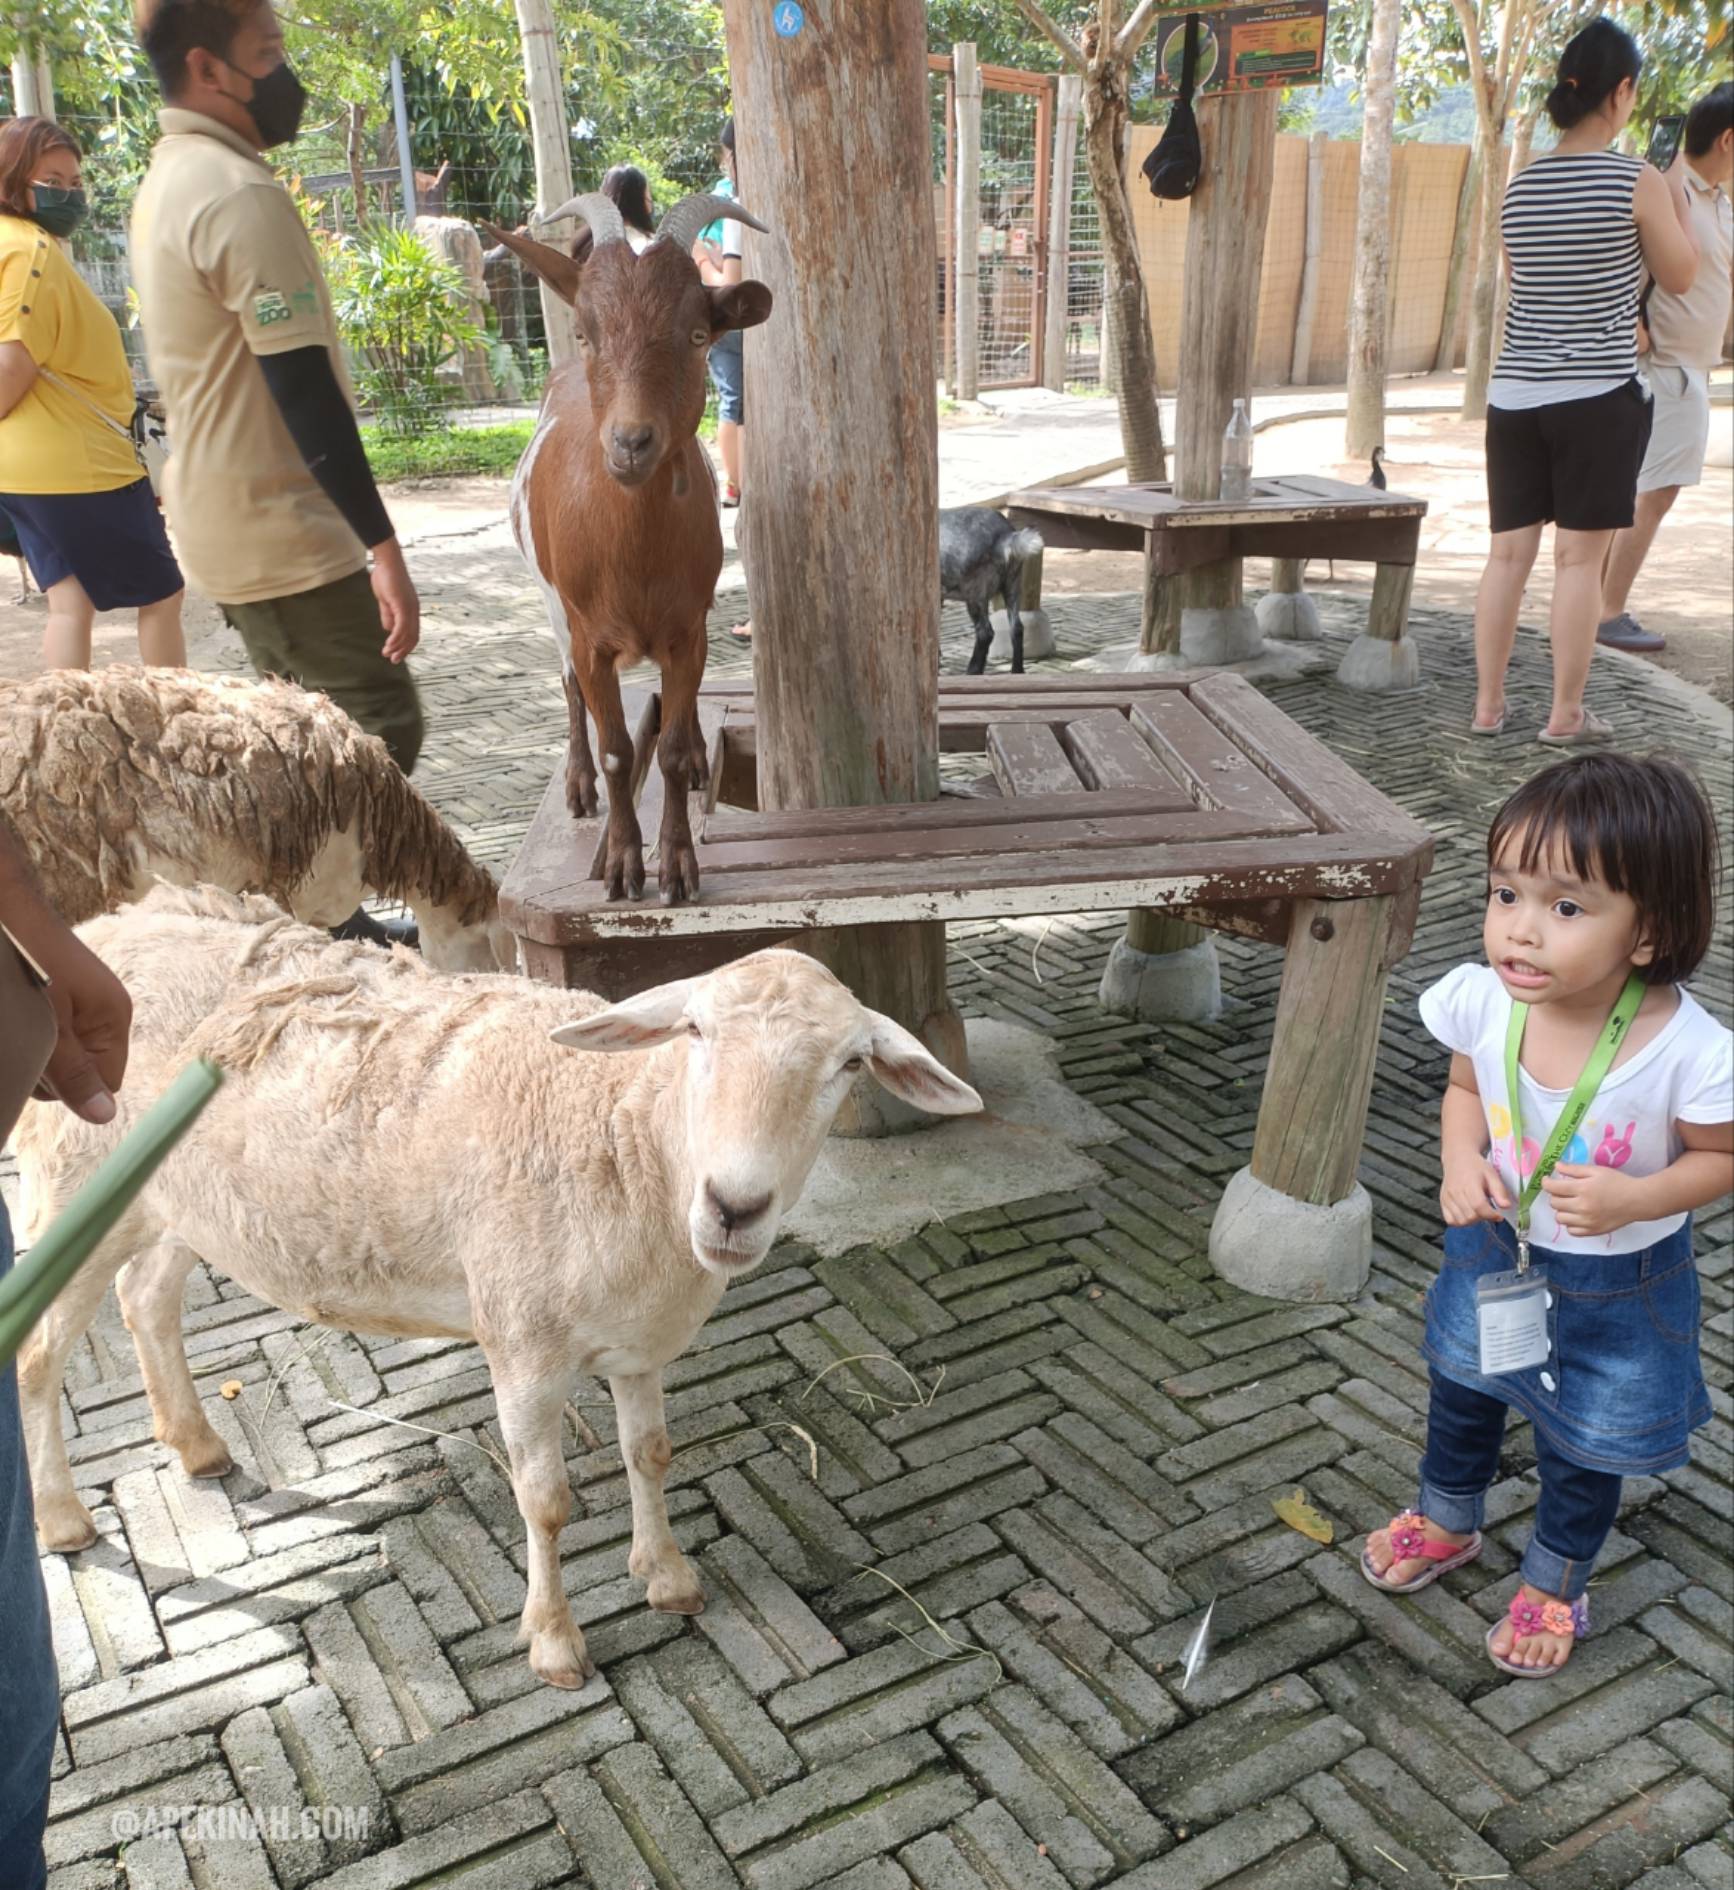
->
xmin=131 ymin=109 xmax=364 ymax=604
xmin=1648 ymin=165 xmax=1734 ymax=372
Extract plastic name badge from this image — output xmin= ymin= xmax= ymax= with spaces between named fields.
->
xmin=1476 ymin=1268 xmax=1550 ymax=1377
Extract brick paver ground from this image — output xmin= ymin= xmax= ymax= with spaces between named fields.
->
xmin=19 ymin=517 xmax=1733 ymax=1890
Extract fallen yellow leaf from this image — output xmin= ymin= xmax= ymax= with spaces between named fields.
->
xmin=219 ymin=1379 xmax=244 ymax=1400
xmin=1272 ymin=1488 xmax=1333 ymax=1544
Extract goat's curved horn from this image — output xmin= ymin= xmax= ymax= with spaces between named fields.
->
xmin=533 ymin=191 xmax=627 ymax=248
xmin=654 ymin=193 xmax=769 ymax=257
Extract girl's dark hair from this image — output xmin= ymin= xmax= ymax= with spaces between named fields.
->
xmin=1546 ymin=18 xmax=1642 ymax=131
xmin=1685 ymin=80 xmax=1734 ymax=157
xmin=601 ymin=164 xmax=654 ymax=235
xmin=1488 ymin=754 xmax=1720 ymax=986
xmin=0 ymin=116 xmax=81 ymax=221
xmin=719 ymin=117 xmax=735 ymax=155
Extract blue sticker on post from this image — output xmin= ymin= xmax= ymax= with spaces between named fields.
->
xmin=773 ymin=0 xmax=804 ymax=36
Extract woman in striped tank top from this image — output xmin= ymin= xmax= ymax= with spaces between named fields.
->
xmin=1472 ymin=20 xmax=1699 ymax=746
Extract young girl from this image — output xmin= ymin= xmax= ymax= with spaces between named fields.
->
xmin=1364 ymin=753 xmax=1732 ymax=1677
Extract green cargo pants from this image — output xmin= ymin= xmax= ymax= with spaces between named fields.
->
xmin=221 ymin=567 xmax=425 ymax=776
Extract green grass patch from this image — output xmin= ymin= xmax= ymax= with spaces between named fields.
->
xmin=362 ymin=421 xmax=535 ymax=484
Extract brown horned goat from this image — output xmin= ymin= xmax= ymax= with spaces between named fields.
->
xmin=485 ymin=190 xmax=771 ymax=905
xmin=0 ymin=668 xmax=511 ymax=971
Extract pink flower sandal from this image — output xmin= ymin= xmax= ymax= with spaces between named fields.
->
xmin=1359 ymin=1511 xmax=1484 ymax=1594
xmin=1485 ymin=1590 xmax=1589 ymax=1678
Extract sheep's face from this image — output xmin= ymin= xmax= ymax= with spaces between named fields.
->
xmin=550 ymin=950 xmax=981 ymax=1278
xmin=574 ymin=243 xmax=770 ymax=490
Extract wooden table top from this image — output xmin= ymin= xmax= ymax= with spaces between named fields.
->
xmin=1008 ymin=475 xmax=1428 ymax=530
xmin=499 ymin=672 xmax=1433 ymax=947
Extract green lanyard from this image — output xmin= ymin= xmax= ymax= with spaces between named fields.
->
xmin=1503 ymin=972 xmax=1645 ymax=1269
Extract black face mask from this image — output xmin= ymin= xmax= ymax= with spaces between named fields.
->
xmin=232 ymin=58 xmax=306 ymax=149
xmin=30 ymin=184 xmax=88 ymax=238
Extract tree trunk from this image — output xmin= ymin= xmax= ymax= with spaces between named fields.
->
xmin=722 ymin=0 xmax=964 ymax=1125
xmin=513 ymin=0 xmax=577 ymax=368
xmin=1345 ymin=0 xmax=1399 ymax=460
xmin=1043 ymin=72 xmax=1082 ymax=392
xmin=10 ymin=45 xmax=54 ymax=118
xmin=1433 ymin=126 xmax=1482 ymax=373
xmin=1461 ymin=99 xmax=1508 ymax=420
xmin=346 ymin=103 xmax=368 ymax=227
xmin=1289 ymin=130 xmax=1327 ymax=385
xmin=954 ymin=43 xmax=982 ymax=402
xmin=1082 ymin=60 xmax=1165 ymax=480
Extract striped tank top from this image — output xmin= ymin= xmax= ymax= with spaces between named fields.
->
xmin=1489 ymin=150 xmax=1645 ymax=412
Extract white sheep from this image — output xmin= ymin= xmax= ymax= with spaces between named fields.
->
xmin=0 ymin=667 xmax=511 ymax=972
xmin=14 ymin=885 xmax=980 ymax=1688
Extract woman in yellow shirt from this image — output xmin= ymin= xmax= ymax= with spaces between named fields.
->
xmin=0 ymin=117 xmax=184 ymax=669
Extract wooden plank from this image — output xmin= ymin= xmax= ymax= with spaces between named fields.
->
xmin=500 ymin=768 xmax=601 ymax=938
xmin=1005 ymin=507 xmax=1146 ymax=553
xmin=507 ymin=828 xmax=1431 ymax=945
xmin=988 ymin=721 xmax=1080 ymax=796
xmin=1129 ymin=695 xmax=1314 ymax=830
xmin=1186 ymin=671 xmax=1433 ymax=860
xmin=700 ymin=783 xmax=1190 ymax=846
xmin=1062 ymin=710 xmax=1176 ymax=790
xmin=701 ymin=672 xmax=1200 ymax=701
xmin=1173 ymin=899 xmax=1292 ymax=947
xmin=691 ymin=808 xmax=1293 ymax=877
xmin=1224 ymin=516 xmax=1422 ymax=567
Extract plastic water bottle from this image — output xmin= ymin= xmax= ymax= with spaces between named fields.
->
xmin=1219 ymin=398 xmax=1253 ymax=503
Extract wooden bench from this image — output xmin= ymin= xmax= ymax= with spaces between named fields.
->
xmin=1006 ymin=474 xmax=1429 ymax=691
xmin=500 ymin=672 xmax=1433 ymax=1296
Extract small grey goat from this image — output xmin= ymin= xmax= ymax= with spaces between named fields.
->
xmin=939 ymin=506 xmax=1044 ymax=675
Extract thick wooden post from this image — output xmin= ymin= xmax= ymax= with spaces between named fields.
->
xmin=1344 ymin=0 xmax=1398 ymax=460
xmin=954 ymin=44 xmax=983 ymax=403
xmin=1289 ymin=132 xmax=1326 ymax=386
xmin=513 ymin=0 xmax=577 ymax=369
xmin=1434 ymin=132 xmax=1482 ymax=373
xmin=723 ymin=0 xmax=964 ymax=1132
xmin=1042 ymin=73 xmax=1082 ymax=393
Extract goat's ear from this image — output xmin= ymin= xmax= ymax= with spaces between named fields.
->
xmin=483 ymin=221 xmax=583 ymax=308
xmin=863 ymin=1012 xmax=983 ymax=1116
xmin=709 ymin=281 xmax=773 ymax=336
xmin=550 ymin=977 xmax=699 ymax=1053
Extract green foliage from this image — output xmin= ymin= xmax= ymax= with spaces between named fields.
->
xmin=361 ymin=419 xmax=534 ymax=482
xmin=318 ymin=224 xmax=486 ymax=436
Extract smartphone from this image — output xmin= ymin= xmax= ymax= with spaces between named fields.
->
xmin=1646 ymin=115 xmax=1685 ymax=172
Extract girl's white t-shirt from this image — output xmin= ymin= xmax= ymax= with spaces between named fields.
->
xmin=1420 ymin=964 xmax=1734 ymax=1255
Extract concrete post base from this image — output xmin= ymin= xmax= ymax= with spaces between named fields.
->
xmin=1209 ymin=1166 xmax=1372 ymax=1301
xmin=1256 ymin=589 xmax=1322 ymax=642
xmin=1097 ymin=934 xmax=1223 ymax=1023
xmin=1336 ymin=633 xmax=1422 ymax=693
xmin=1125 ymin=647 xmax=1191 ymax=673
xmin=990 ymin=606 xmax=1055 ymax=664
xmin=1181 ymin=603 xmax=1263 ymax=666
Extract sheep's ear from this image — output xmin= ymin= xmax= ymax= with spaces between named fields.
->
xmin=483 ymin=222 xmax=583 ymax=307
xmin=551 ymin=977 xmax=699 ymax=1053
xmin=863 ymin=1012 xmax=983 ymax=1116
xmin=709 ymin=281 xmax=773 ymax=335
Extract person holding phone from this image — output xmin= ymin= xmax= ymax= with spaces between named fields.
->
xmin=1600 ymin=81 xmax=1734 ymax=653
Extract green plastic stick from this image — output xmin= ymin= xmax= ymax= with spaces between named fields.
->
xmin=0 ymin=1060 xmax=223 ymax=1371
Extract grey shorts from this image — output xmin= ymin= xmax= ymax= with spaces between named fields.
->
xmin=1636 ymin=362 xmax=1711 ymax=492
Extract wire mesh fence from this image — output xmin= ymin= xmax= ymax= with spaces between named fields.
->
xmin=1063 ymin=123 xmax=1105 ymax=390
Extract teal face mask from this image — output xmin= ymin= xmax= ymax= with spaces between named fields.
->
xmin=30 ymin=184 xmax=87 ymax=239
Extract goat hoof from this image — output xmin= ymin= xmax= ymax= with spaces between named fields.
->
xmin=659 ymin=849 xmax=701 ymax=906
xmin=567 ymin=781 xmax=599 ymax=820
xmin=603 ymin=845 xmax=645 ymax=902
xmin=528 ymin=1627 xmax=596 ymax=1690
xmin=644 ymin=1569 xmax=706 ymax=1615
xmin=37 ymin=1497 xmax=99 ymax=1554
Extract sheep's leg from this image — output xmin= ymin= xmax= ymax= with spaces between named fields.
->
xmin=575 ymin=652 xmax=643 ymax=901
xmin=18 ymin=1201 xmax=155 ymax=1552
xmin=1002 ymin=571 xmax=1026 ymax=675
xmin=612 ymin=1371 xmax=704 ymax=1613
xmin=653 ymin=640 xmax=706 ymax=907
xmin=563 ymin=667 xmax=598 ymax=819
xmin=117 ymin=1234 xmax=234 ymax=1483
xmin=964 ymin=599 xmax=996 ymax=676
xmin=491 ymin=1366 xmax=594 ymax=1688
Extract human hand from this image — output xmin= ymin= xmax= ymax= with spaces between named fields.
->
xmin=1440 ymin=1154 xmax=1510 ymax=1227
xmin=31 ymin=927 xmax=132 ymax=1124
xmin=1542 ymin=1163 xmax=1638 ymax=1238
xmin=371 ymin=539 xmax=421 ymax=664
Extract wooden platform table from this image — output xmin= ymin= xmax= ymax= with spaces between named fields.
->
xmin=501 ymin=672 xmax=1432 ymax=1300
xmin=1006 ymin=474 xmax=1429 ymax=690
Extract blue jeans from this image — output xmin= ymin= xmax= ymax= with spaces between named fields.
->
xmin=708 ymin=328 xmax=744 ymax=426
xmin=1418 ymin=1367 xmax=1622 ymax=1603
xmin=0 ymin=1203 xmax=56 ymax=1890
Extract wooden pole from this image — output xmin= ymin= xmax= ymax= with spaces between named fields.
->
xmin=1344 ymin=0 xmax=1398 ymax=459
xmin=1433 ymin=131 xmax=1481 ymax=373
xmin=1462 ymin=114 xmax=1510 ymax=420
xmin=389 ymin=55 xmax=418 ymax=225
xmin=722 ymin=0 xmax=964 ymax=1130
xmin=513 ymin=0 xmax=578 ymax=369
xmin=1042 ymin=73 xmax=1082 ymax=393
xmin=10 ymin=45 xmax=54 ymax=118
xmin=1289 ymin=131 xmax=1326 ymax=386
xmin=954 ymin=44 xmax=983 ymax=404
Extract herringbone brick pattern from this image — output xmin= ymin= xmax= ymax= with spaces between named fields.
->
xmin=20 ymin=528 xmax=1733 ymax=1889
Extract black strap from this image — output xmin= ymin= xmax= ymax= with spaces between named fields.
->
xmin=1179 ymin=14 xmax=1201 ymax=103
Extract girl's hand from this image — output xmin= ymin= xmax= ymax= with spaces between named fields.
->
xmin=1441 ymin=1156 xmax=1510 ymax=1226
xmin=1542 ymin=1163 xmax=1638 ymax=1238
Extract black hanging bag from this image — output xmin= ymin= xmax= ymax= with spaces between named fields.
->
xmin=1142 ymin=13 xmax=1204 ymax=201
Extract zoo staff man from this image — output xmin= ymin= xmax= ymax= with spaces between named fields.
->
xmin=130 ymin=0 xmax=424 ymax=778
